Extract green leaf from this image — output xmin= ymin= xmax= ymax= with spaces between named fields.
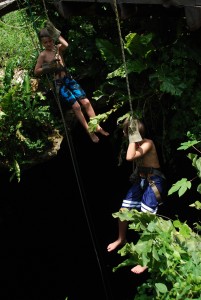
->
xmin=124 ymin=32 xmax=154 ymax=56
xmin=155 ymin=282 xmax=168 ymax=293
xmin=187 ymin=154 xmax=201 ymax=178
xmin=160 ymin=77 xmax=185 ymax=96
xmin=168 ymin=178 xmax=191 ymax=197
xmin=177 ymin=140 xmax=200 ymax=150
xmin=197 ymin=184 xmax=201 ymax=194
xmin=189 ymin=200 xmax=201 ymax=210
xmin=152 ymin=245 xmax=160 ymax=261
xmin=168 ymin=184 xmax=180 ymax=195
xmin=95 ymin=38 xmax=121 ymax=65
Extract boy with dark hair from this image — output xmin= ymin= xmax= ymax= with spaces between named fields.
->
xmin=107 ymin=117 xmax=166 ymax=274
xmin=34 ymin=22 xmax=109 ymax=143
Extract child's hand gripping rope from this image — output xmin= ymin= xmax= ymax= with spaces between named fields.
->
xmin=128 ymin=116 xmax=142 ymax=143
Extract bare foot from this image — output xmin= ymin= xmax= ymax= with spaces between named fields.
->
xmin=107 ymin=239 xmax=126 ymax=252
xmin=96 ymin=126 xmax=109 ymax=136
xmin=88 ymin=132 xmax=99 ymax=143
xmin=131 ymin=265 xmax=148 ymax=274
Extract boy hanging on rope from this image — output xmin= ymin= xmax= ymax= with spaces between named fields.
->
xmin=107 ymin=116 xmax=166 ymax=274
xmin=34 ymin=21 xmax=109 ymax=143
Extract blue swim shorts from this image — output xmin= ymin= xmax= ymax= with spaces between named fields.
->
xmin=58 ymin=76 xmax=86 ymax=106
xmin=121 ymin=175 xmax=165 ymax=214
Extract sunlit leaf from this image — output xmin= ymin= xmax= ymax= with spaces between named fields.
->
xmin=177 ymin=140 xmax=200 ymax=150
xmin=168 ymin=178 xmax=191 ymax=197
xmin=155 ymin=283 xmax=168 ymax=293
xmin=189 ymin=200 xmax=201 ymax=210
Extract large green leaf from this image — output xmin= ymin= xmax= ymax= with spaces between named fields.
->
xmin=168 ymin=178 xmax=191 ymax=197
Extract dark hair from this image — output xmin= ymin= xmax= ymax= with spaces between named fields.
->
xmin=38 ymin=28 xmax=51 ymax=39
xmin=123 ymin=118 xmax=146 ymax=139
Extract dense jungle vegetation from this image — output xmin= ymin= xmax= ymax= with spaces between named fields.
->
xmin=0 ymin=2 xmax=200 ymax=299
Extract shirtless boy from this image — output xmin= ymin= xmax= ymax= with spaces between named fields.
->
xmin=107 ymin=117 xmax=166 ymax=274
xmin=34 ymin=22 xmax=109 ymax=143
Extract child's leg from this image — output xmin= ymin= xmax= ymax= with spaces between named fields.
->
xmin=79 ymin=97 xmax=95 ymax=118
xmin=107 ymin=219 xmax=128 ymax=252
xmin=130 ymin=179 xmax=158 ymax=275
xmin=72 ymin=102 xmax=99 ymax=143
xmin=60 ymin=80 xmax=100 ymax=142
xmin=66 ymin=79 xmax=97 ymax=120
xmin=80 ymin=98 xmax=109 ymax=136
xmin=96 ymin=126 xmax=109 ymax=136
xmin=107 ymin=183 xmax=142 ymax=252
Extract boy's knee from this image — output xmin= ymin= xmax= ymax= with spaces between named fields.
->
xmin=80 ymin=98 xmax=90 ymax=107
xmin=72 ymin=102 xmax=81 ymax=111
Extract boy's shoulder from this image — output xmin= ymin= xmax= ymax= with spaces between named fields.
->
xmin=39 ymin=49 xmax=51 ymax=60
xmin=142 ymin=138 xmax=155 ymax=148
xmin=38 ymin=49 xmax=46 ymax=57
xmin=142 ymin=138 xmax=153 ymax=143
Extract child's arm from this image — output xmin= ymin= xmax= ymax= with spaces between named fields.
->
xmin=126 ymin=140 xmax=152 ymax=161
xmin=58 ymin=35 xmax=68 ymax=52
xmin=126 ymin=142 xmax=138 ymax=161
xmin=34 ymin=54 xmax=44 ymax=76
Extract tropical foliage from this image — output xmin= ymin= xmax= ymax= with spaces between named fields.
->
xmin=112 ymin=209 xmax=201 ymax=300
xmin=0 ymin=62 xmax=62 ymax=182
xmin=1 ymin=6 xmax=201 ymax=180
xmin=0 ymin=9 xmax=39 ymax=70
xmin=0 ymin=2 xmax=201 ymax=300
xmin=168 ymin=134 xmax=201 ymax=200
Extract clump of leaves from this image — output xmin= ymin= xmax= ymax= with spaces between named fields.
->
xmin=112 ymin=209 xmax=201 ymax=300
xmin=168 ymin=132 xmax=201 ymax=211
xmin=0 ymin=65 xmax=62 ymax=182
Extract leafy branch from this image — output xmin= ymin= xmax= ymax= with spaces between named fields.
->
xmin=168 ymin=132 xmax=201 ymax=203
xmin=112 ymin=209 xmax=201 ymax=300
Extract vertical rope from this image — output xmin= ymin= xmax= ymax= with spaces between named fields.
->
xmin=112 ymin=0 xmax=136 ymax=175
xmin=112 ymin=0 xmax=133 ymax=115
xmin=42 ymin=0 xmax=50 ymax=20
xmin=27 ymin=2 xmax=112 ymax=298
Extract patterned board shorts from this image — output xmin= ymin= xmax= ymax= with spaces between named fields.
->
xmin=57 ymin=76 xmax=86 ymax=106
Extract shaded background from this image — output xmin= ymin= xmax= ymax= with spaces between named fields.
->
xmin=0 ymin=116 xmax=198 ymax=300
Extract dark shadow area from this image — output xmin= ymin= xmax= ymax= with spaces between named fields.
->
xmin=0 ymin=118 xmax=198 ymax=300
